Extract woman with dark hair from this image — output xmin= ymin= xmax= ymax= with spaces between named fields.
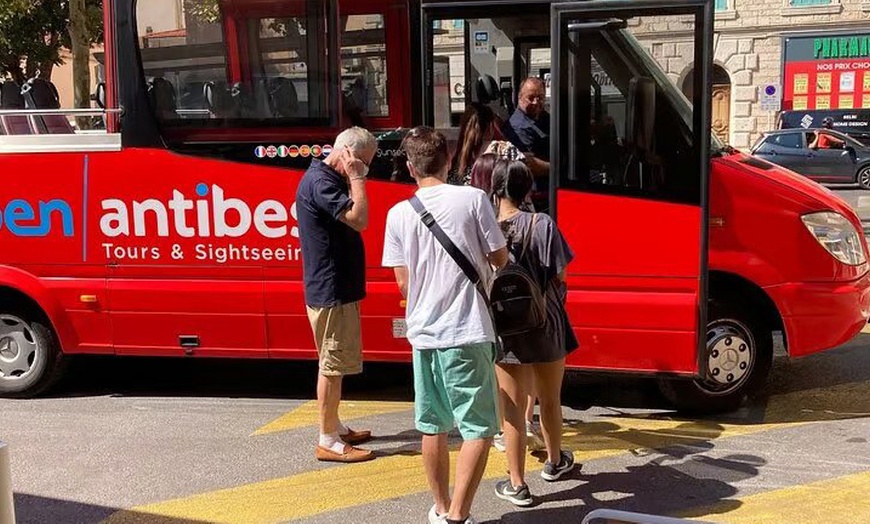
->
xmin=489 ymin=160 xmax=579 ymax=507
xmin=468 ymin=153 xmax=498 ymax=194
xmin=450 ymin=104 xmax=502 ymax=185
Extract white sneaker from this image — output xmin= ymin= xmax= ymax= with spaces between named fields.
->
xmin=493 ymin=432 xmax=506 ymax=452
xmin=428 ymin=504 xmax=446 ymax=524
xmin=526 ymin=421 xmax=545 ymax=452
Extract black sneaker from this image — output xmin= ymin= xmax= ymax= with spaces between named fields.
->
xmin=541 ymin=450 xmax=576 ymax=481
xmin=494 ymin=479 xmax=533 ymax=506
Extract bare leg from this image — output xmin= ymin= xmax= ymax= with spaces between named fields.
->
xmin=449 ymin=437 xmax=493 ymax=521
xmin=525 ymin=374 xmax=537 ymax=424
xmin=496 ymin=363 xmax=532 ymax=487
xmin=317 ymin=374 xmax=342 ymax=435
xmin=422 ymin=433 xmax=451 ymax=514
xmin=532 ymin=359 xmax=566 ymax=463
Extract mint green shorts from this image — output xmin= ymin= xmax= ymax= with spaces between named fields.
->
xmin=412 ymin=343 xmax=500 ymax=441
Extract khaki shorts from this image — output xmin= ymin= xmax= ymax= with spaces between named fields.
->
xmin=306 ymin=301 xmax=363 ymax=377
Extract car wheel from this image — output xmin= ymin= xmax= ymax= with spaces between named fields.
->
xmin=857 ymin=165 xmax=870 ymax=190
xmin=658 ymin=301 xmax=773 ymax=415
xmin=0 ymin=312 xmax=65 ymax=398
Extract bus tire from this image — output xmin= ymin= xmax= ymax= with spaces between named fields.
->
xmin=0 ymin=312 xmax=65 ymax=398
xmin=657 ymin=301 xmax=773 ymax=415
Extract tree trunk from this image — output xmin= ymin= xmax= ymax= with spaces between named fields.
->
xmin=70 ymin=0 xmax=92 ymax=129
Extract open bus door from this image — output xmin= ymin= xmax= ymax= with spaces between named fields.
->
xmin=550 ymin=0 xmax=714 ymax=378
xmin=419 ymin=1 xmax=715 ymax=381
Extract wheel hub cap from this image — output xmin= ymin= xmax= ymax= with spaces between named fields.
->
xmin=0 ymin=337 xmax=19 ymax=359
xmin=0 ymin=316 xmax=38 ymax=381
xmin=706 ymin=324 xmax=752 ymax=388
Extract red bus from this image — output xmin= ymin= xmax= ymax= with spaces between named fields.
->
xmin=0 ymin=0 xmax=867 ymax=413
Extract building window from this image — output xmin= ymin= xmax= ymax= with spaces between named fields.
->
xmin=783 ymin=0 xmax=842 ymax=16
xmin=789 ymin=0 xmax=830 ymax=5
xmin=714 ymin=0 xmax=737 ymax=20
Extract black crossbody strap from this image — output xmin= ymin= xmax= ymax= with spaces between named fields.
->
xmin=409 ymin=195 xmax=490 ymax=307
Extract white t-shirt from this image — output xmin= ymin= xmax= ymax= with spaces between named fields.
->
xmin=382 ymin=184 xmax=507 ymax=350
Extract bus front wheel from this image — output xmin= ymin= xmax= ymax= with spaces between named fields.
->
xmin=0 ymin=312 xmax=65 ymax=398
xmin=658 ymin=302 xmax=773 ymax=414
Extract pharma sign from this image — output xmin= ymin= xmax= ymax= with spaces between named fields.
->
xmin=782 ymin=33 xmax=870 ymax=111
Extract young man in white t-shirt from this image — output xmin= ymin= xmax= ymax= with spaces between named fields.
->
xmin=382 ymin=127 xmax=508 ymax=524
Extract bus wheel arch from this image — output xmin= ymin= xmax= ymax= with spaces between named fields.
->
xmin=0 ymin=286 xmax=67 ymax=398
xmin=659 ymin=271 xmax=783 ymax=414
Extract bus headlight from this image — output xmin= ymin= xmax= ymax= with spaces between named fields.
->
xmin=801 ymin=212 xmax=867 ymax=266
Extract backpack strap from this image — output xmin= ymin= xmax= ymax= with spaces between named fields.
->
xmin=518 ymin=213 xmax=538 ymax=262
xmin=408 ymin=195 xmax=491 ymax=308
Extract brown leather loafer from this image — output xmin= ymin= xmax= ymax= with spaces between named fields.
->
xmin=339 ymin=427 xmax=373 ymax=445
xmin=315 ymin=444 xmax=375 ymax=463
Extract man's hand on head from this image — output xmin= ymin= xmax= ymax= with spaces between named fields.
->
xmin=341 ymin=148 xmax=369 ymax=180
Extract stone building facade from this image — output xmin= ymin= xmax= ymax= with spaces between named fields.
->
xmin=634 ymin=0 xmax=870 ymax=148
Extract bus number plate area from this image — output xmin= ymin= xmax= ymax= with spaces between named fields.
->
xmin=392 ymin=319 xmax=407 ymax=339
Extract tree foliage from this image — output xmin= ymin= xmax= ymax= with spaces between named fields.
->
xmin=0 ymin=0 xmax=102 ymax=83
xmin=184 ymin=0 xmax=220 ymax=24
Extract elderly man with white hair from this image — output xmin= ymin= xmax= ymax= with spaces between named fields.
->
xmin=296 ymin=126 xmax=378 ymax=463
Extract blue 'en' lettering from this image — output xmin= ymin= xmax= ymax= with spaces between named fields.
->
xmin=0 ymin=199 xmax=74 ymax=237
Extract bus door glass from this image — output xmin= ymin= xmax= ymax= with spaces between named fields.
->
xmin=420 ymin=4 xmax=552 ymax=182
xmin=551 ymin=1 xmax=714 ymax=375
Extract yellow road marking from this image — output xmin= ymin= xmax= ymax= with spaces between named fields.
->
xmin=757 ymin=378 xmax=870 ymax=423
xmin=861 ymin=323 xmax=870 ymax=334
xmin=252 ymin=400 xmax=414 ymax=436
xmin=103 ymin=417 xmax=802 ymax=524
xmin=681 ymin=470 xmax=870 ymax=523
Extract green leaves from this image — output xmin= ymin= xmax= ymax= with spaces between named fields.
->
xmin=0 ymin=0 xmax=102 ymax=82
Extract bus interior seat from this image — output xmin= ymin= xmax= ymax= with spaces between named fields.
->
xmin=268 ymin=77 xmax=299 ymax=118
xmin=205 ymin=81 xmax=234 ymax=118
xmin=231 ymin=82 xmax=259 ymax=118
xmin=477 ymin=75 xmax=509 ymax=120
xmin=623 ymin=76 xmax=659 ymax=190
xmin=477 ymin=75 xmax=500 ymax=103
xmin=148 ymin=77 xmax=178 ymax=120
xmin=22 ymin=78 xmax=75 ymax=134
xmin=252 ymin=78 xmax=273 ymax=118
xmin=0 ymin=81 xmax=35 ymax=135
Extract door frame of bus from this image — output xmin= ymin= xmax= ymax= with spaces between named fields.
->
xmin=550 ymin=0 xmax=715 ymax=378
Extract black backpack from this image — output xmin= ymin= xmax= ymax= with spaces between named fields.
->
xmin=489 ymin=215 xmax=547 ymax=337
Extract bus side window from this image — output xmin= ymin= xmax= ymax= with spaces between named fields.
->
xmin=340 ymin=14 xmax=389 ymax=124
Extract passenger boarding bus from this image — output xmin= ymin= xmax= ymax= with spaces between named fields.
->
xmin=0 ymin=0 xmax=867 ymax=413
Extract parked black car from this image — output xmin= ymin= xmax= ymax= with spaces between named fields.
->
xmin=750 ymin=128 xmax=870 ymax=189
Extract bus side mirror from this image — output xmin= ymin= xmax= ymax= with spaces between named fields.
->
xmin=626 ymin=76 xmax=655 ymax=153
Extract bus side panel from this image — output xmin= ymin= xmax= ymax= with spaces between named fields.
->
xmin=0 ymin=153 xmax=111 ymax=354
xmin=557 ymin=190 xmax=702 ymax=375
xmin=88 ymin=149 xmax=267 ymax=358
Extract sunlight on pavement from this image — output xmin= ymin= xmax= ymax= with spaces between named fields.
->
xmin=101 ymin=416 xmax=802 ymax=524
xmin=251 ymin=400 xmax=414 ymax=436
xmin=681 ymin=470 xmax=870 ymax=524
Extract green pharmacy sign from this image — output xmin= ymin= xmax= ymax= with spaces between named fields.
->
xmin=813 ymin=36 xmax=870 ymax=60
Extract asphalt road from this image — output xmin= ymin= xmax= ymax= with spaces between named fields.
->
xmin=1 ymin=330 xmax=869 ymax=524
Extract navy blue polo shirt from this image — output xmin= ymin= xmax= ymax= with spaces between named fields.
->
xmin=296 ymin=159 xmax=366 ymax=308
xmin=505 ymin=109 xmax=551 ymax=161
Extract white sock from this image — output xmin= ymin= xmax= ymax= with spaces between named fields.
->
xmin=337 ymin=422 xmax=349 ymax=436
xmin=319 ymin=433 xmax=346 ymax=454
